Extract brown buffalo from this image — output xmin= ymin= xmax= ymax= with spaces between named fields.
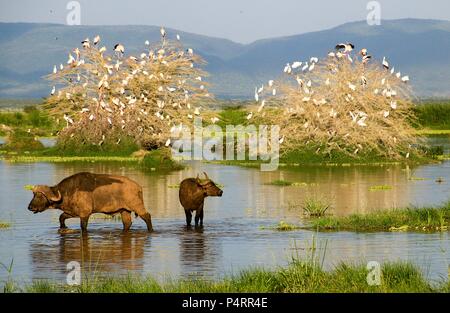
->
xmin=27 ymin=172 xmax=153 ymax=232
xmin=179 ymin=172 xmax=223 ymax=227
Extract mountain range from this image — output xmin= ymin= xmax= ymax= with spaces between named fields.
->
xmin=1 ymin=18 xmax=450 ymax=99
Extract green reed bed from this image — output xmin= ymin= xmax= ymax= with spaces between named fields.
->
xmin=307 ymin=203 xmax=450 ymax=232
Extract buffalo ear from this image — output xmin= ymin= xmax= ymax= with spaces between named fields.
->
xmin=48 ymin=189 xmax=62 ymax=202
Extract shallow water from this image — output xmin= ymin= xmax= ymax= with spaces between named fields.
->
xmin=0 ymin=158 xmax=449 ymax=286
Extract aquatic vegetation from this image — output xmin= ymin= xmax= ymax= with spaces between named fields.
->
xmin=266 ymin=179 xmax=293 ymax=186
xmin=307 ymin=203 xmax=450 ymax=232
xmin=303 ymin=198 xmax=331 ymax=217
xmin=369 ymin=185 xmax=393 ymax=191
xmin=250 ymin=47 xmax=421 ymax=161
xmin=22 ymin=260 xmax=448 ymax=293
xmin=0 ymin=221 xmax=10 ymax=228
xmin=261 ymin=221 xmax=301 ymax=231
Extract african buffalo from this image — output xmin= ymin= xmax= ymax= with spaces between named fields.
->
xmin=27 ymin=172 xmax=153 ymax=232
xmin=179 ymin=172 xmax=223 ymax=227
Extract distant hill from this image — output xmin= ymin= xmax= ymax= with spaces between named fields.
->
xmin=1 ymin=19 xmax=450 ymax=99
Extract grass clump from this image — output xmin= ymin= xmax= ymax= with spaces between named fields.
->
xmin=307 ymin=202 xmax=450 ymax=232
xmin=303 ymin=198 xmax=330 ymax=217
xmin=261 ymin=221 xmax=301 ymax=231
xmin=23 ymin=260 xmax=447 ymax=293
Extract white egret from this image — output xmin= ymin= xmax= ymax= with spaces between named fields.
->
xmin=268 ymin=80 xmax=274 ymax=87
xmin=357 ymin=116 xmax=367 ymax=127
xmin=93 ymin=35 xmax=100 ymax=45
xmin=291 ymin=61 xmax=302 ymax=69
xmin=67 ymin=53 xmax=75 ymax=64
xmin=81 ymin=38 xmax=90 ymax=48
xmin=301 ymin=63 xmax=309 ymax=71
xmin=51 ymin=86 xmax=55 ymax=95
xmin=258 ymin=100 xmax=265 ymax=112
xmin=176 ymin=34 xmax=181 ymax=41
xmin=401 ymin=76 xmax=409 ymax=83
xmin=310 ymin=57 xmax=319 ymax=63
xmin=382 ymin=57 xmax=389 ymax=70
xmin=114 ymin=43 xmax=125 ymax=54
xmin=246 ymin=112 xmax=253 ymax=120
xmin=145 ymin=40 xmax=150 ymax=45
xmin=53 ymin=65 xmax=57 ymax=74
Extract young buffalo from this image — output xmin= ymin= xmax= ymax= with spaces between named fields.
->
xmin=27 ymin=172 xmax=153 ymax=232
xmin=179 ymin=172 xmax=223 ymax=227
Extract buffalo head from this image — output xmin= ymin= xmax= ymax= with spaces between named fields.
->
xmin=196 ymin=172 xmax=223 ymax=197
xmin=28 ymin=185 xmax=62 ymax=214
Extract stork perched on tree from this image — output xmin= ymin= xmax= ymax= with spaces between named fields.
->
xmin=335 ymin=42 xmax=354 ymax=54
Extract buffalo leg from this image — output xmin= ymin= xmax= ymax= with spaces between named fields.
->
xmin=185 ymin=210 xmax=192 ymax=227
xmin=80 ymin=216 xmax=90 ymax=232
xmin=195 ymin=204 xmax=204 ymax=228
xmin=199 ymin=210 xmax=204 ymax=227
xmin=121 ymin=211 xmax=132 ymax=232
xmin=59 ymin=212 xmax=72 ymax=229
xmin=138 ymin=212 xmax=153 ymax=232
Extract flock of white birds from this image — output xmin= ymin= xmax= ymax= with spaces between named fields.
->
xmin=49 ymin=27 xmax=213 ymax=147
xmin=250 ymin=42 xmax=411 ymax=128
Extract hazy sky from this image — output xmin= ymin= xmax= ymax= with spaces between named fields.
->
xmin=1 ymin=0 xmax=450 ymax=43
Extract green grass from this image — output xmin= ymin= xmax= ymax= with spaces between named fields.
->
xmin=307 ymin=202 xmax=450 ymax=232
xmin=21 ymin=260 xmax=448 ymax=293
xmin=216 ymin=105 xmax=250 ymax=129
xmin=303 ymin=198 xmax=330 ymax=217
xmin=413 ymin=101 xmax=450 ymax=130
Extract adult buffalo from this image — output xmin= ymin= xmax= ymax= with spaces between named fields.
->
xmin=27 ymin=172 xmax=153 ymax=232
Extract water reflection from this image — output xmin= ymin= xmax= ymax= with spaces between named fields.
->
xmin=30 ymin=230 xmax=150 ymax=281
